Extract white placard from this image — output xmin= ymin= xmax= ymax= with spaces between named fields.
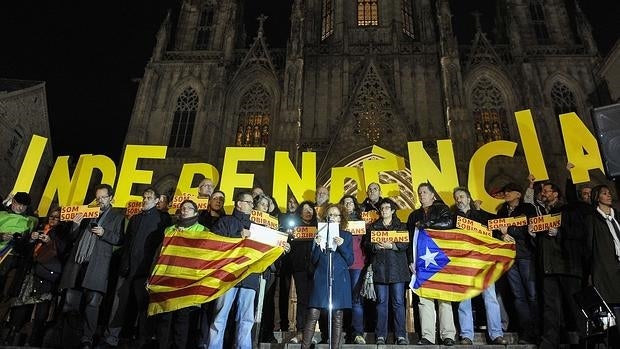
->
xmin=248 ymin=223 xmax=288 ymax=247
xmin=317 ymin=222 xmax=340 ymax=251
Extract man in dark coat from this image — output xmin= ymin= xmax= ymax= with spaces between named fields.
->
xmin=536 ymin=182 xmax=585 ymax=348
xmin=59 ymin=184 xmax=124 ymax=349
xmin=97 ymin=188 xmax=170 ymax=348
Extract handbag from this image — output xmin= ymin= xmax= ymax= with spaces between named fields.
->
xmin=34 ymin=261 xmax=61 ymax=282
xmin=360 ymin=264 xmax=376 ymax=301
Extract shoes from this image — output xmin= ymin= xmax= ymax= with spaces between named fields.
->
xmin=460 ymin=337 xmax=473 ymax=345
xmin=288 ymin=334 xmax=301 ymax=343
xmin=376 ymin=336 xmax=386 ymax=345
xmin=94 ymin=342 xmax=117 ymax=349
xmin=261 ymin=335 xmax=278 ymax=343
xmin=417 ymin=338 xmax=433 ymax=345
xmin=354 ymin=335 xmax=366 ymax=344
xmin=443 ymin=338 xmax=456 ymax=346
xmin=397 ymin=336 xmax=409 ymax=345
xmin=490 ymin=336 xmax=508 ymax=345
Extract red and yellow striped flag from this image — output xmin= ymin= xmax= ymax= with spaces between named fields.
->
xmin=147 ymin=229 xmax=283 ymax=316
xmin=410 ymin=227 xmax=515 ymax=302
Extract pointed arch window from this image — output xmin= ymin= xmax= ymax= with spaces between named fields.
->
xmin=195 ymin=4 xmax=215 ymax=50
xmin=235 ymin=83 xmax=272 ymax=147
xmin=550 ymin=81 xmax=577 ymax=116
xmin=321 ymin=0 xmax=334 ymax=40
xmin=169 ymin=88 xmax=198 ymax=148
xmin=402 ymin=0 xmax=415 ymax=38
xmin=357 ymin=0 xmax=378 ymax=26
xmin=529 ymin=0 xmax=550 ymax=44
xmin=471 ymin=77 xmax=510 ymax=147
xmin=352 ymin=66 xmax=394 ymax=144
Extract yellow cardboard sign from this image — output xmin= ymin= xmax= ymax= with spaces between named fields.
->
xmin=456 ymin=216 xmax=492 ymax=237
xmin=293 ymin=226 xmax=317 ymax=240
xmin=370 ymin=230 xmax=409 ymax=243
xmin=170 ymin=193 xmax=209 ymax=210
xmin=487 ymin=216 xmax=528 ymax=230
xmin=60 ymin=205 xmax=100 ymax=221
xmin=250 ymin=210 xmax=279 ymax=230
xmin=361 ymin=211 xmax=380 ymax=225
xmin=125 ymin=201 xmax=143 ymax=218
xmin=529 ymin=214 xmax=562 ymax=233
xmin=347 ymin=220 xmax=366 ymax=235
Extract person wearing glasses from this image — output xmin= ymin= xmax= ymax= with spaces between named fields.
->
xmin=208 ymin=191 xmax=260 ymax=349
xmin=152 ymin=199 xmax=205 ymax=349
xmin=3 ymin=206 xmax=68 ymax=347
xmin=98 ymin=188 xmax=171 ymax=349
xmin=301 ymin=203 xmax=353 ymax=349
xmin=197 ymin=178 xmax=215 ymax=199
xmin=367 ymin=198 xmax=410 ymax=345
xmin=58 ymin=184 xmax=124 ymax=349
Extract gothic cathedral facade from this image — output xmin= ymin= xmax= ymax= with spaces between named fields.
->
xmin=123 ymin=0 xmax=606 ymax=203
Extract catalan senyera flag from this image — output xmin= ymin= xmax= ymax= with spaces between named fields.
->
xmin=409 ymin=227 xmax=515 ymax=302
xmin=147 ymin=229 xmax=283 ymax=316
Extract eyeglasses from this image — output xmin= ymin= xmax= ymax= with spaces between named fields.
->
xmin=239 ymin=200 xmax=254 ymax=206
xmin=380 ymin=206 xmax=393 ymax=211
xmin=96 ymin=196 xmax=110 ymax=201
xmin=49 ymin=215 xmax=60 ymax=219
xmin=327 ymin=214 xmax=341 ymax=218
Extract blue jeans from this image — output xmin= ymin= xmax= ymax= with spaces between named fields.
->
xmin=208 ymin=287 xmax=255 ymax=349
xmin=375 ymin=282 xmax=406 ymax=339
xmin=349 ymin=269 xmax=364 ymax=336
xmin=506 ymin=258 xmax=538 ymax=339
xmin=458 ymin=283 xmax=503 ymax=340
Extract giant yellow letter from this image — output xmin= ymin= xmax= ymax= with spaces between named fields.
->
xmin=115 ymin=145 xmax=168 ymax=207
xmin=272 ymin=151 xmax=316 ymax=211
xmin=220 ymin=147 xmax=266 ymax=212
xmin=176 ymin=163 xmax=220 ymax=197
xmin=329 ymin=166 xmax=365 ymax=204
xmin=560 ymin=112 xmax=604 ymax=183
xmin=407 ymin=140 xmax=459 ymax=205
xmin=363 ymin=146 xmax=406 ymax=199
xmin=12 ymin=134 xmax=47 ymax=195
xmin=515 ymin=109 xmax=549 ymax=181
xmin=468 ymin=141 xmax=517 ymax=213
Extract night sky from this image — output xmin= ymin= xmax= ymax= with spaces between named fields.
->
xmin=0 ymin=1 xmax=617 ymax=163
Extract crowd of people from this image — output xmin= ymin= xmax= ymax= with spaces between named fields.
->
xmin=0 ymin=161 xmax=618 ymax=349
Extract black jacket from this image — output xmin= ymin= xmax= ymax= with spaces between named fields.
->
xmin=495 ymin=201 xmax=537 ymax=260
xmin=406 ymin=201 xmax=453 ymax=264
xmin=366 ymin=216 xmax=410 ymax=284
xmin=212 ymin=209 xmax=260 ymax=290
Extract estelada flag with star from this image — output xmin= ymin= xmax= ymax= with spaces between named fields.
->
xmin=409 ymin=227 xmax=515 ymax=302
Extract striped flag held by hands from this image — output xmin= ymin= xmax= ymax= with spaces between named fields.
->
xmin=147 ymin=228 xmax=283 ymax=316
xmin=409 ymin=227 xmax=515 ymax=302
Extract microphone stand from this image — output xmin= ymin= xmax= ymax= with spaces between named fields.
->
xmin=326 ymin=218 xmax=334 ymax=349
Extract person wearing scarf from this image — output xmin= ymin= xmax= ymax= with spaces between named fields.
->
xmin=585 ymin=185 xmax=620 ymax=344
xmin=154 ymin=199 xmax=205 ymax=349
xmin=58 ymin=184 xmax=124 ymax=349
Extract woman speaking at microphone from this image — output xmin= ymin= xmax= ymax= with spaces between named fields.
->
xmin=301 ymin=203 xmax=353 ymax=349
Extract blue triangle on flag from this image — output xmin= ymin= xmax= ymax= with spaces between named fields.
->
xmin=414 ymin=228 xmax=450 ymax=288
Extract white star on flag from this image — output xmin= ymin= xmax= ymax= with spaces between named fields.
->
xmin=419 ymin=246 xmax=439 ymax=269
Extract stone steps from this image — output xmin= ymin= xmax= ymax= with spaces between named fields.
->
xmin=260 ymin=331 xmax=535 ymax=347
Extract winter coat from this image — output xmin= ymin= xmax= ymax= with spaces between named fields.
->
xmin=308 ymin=229 xmax=354 ymax=310
xmin=59 ymin=208 xmax=124 ymax=293
xmin=367 ymin=217 xmax=410 ymax=284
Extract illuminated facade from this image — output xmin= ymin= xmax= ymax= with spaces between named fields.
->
xmin=124 ymin=0 xmax=609 ymax=201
